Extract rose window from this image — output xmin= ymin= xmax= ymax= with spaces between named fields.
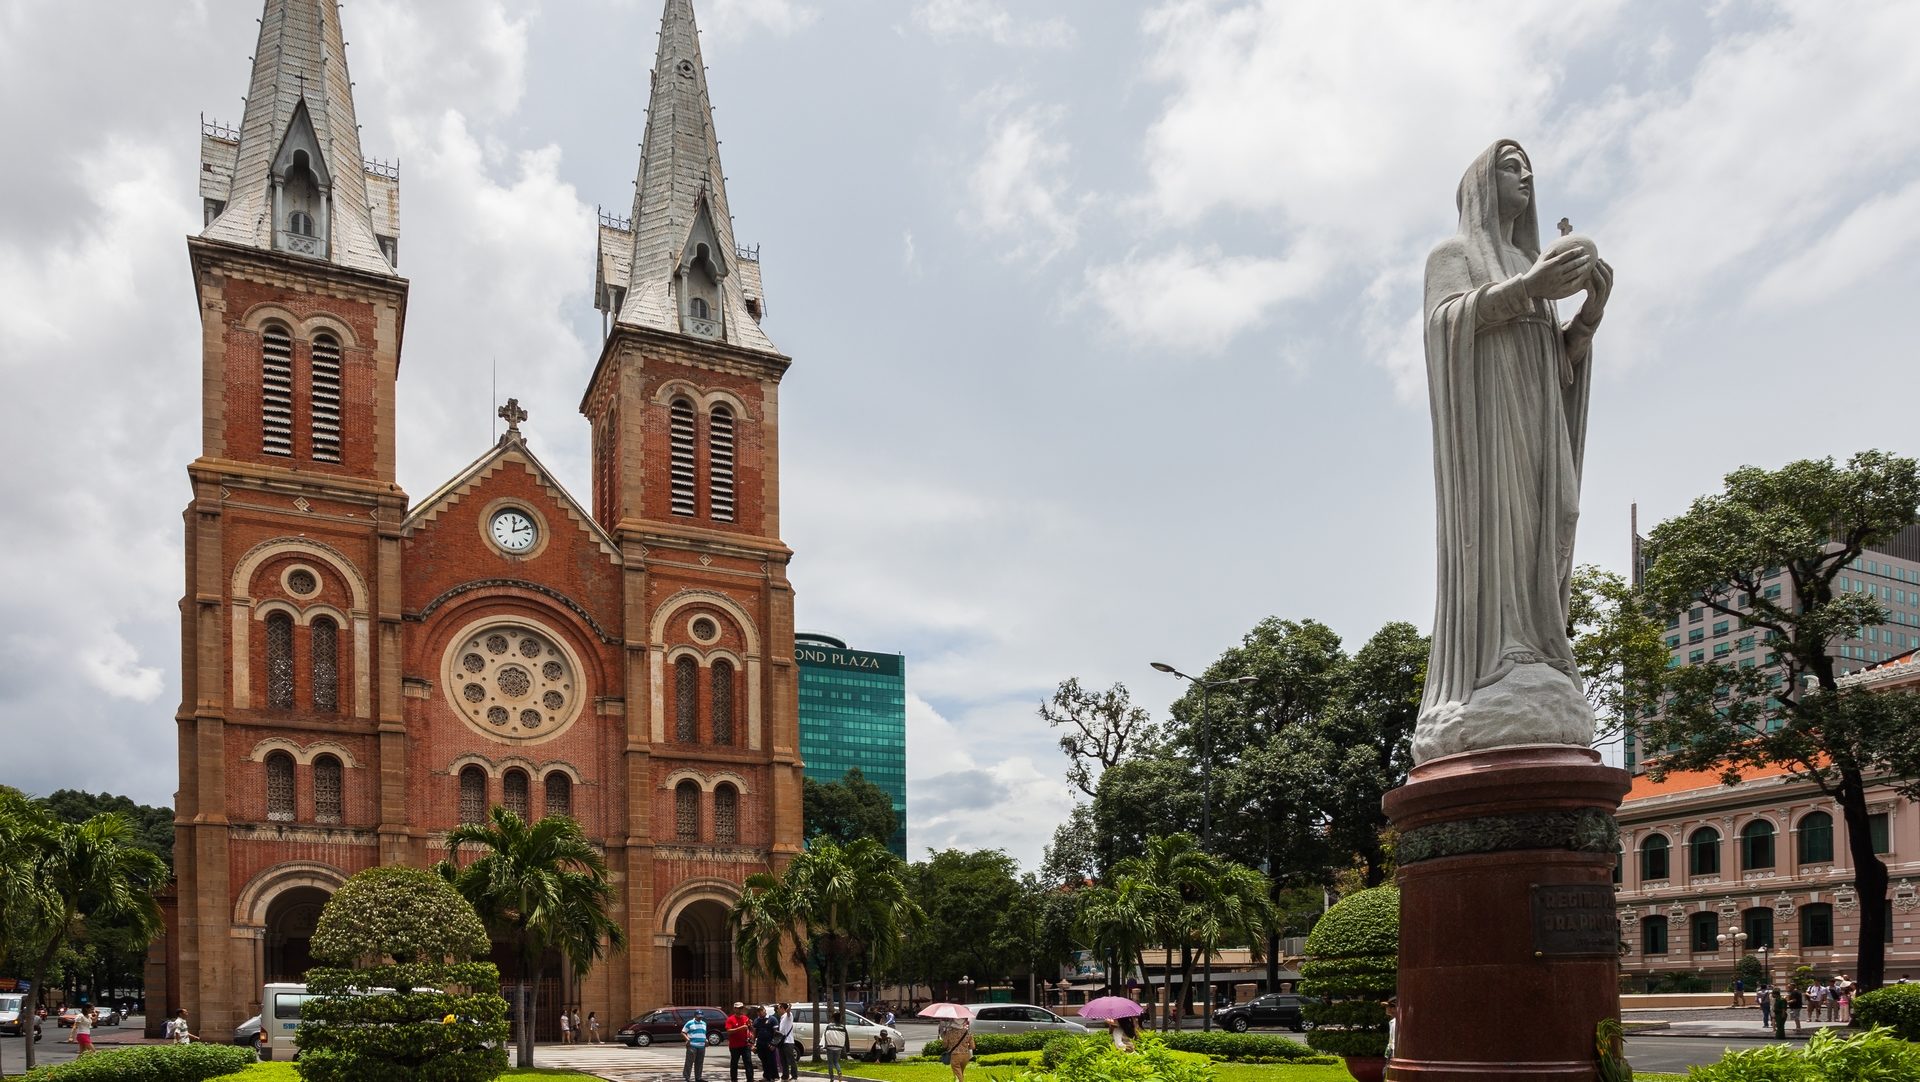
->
xmin=442 ymin=622 xmax=582 ymax=741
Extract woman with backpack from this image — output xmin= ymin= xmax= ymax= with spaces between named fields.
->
xmin=822 ymin=1009 xmax=849 ymax=1080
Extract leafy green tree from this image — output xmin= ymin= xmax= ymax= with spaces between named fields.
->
xmin=1640 ymin=451 xmax=1920 ymax=991
xmin=1568 ymin=565 xmax=1671 ymax=744
xmin=1038 ymin=804 xmax=1100 ymax=888
xmin=40 ymin=790 xmax=174 ymax=870
xmin=438 ymin=808 xmax=624 ymax=1069
xmin=1317 ymin=622 xmax=1425 ymax=889
xmin=1002 ymin=874 xmax=1083 ymax=1005
xmin=802 ymin=768 xmax=899 ymax=848
xmin=900 ymin=848 xmax=1025 ymax=996
xmin=1075 ymin=875 xmax=1154 ymax=994
xmin=733 ymin=838 xmax=920 ymax=1059
xmin=13 ymin=811 xmax=168 ymax=1072
xmin=296 ymin=866 xmax=508 ymax=1082
xmin=1185 ymin=856 xmax=1278 ymax=1027
xmin=1114 ymin=833 xmax=1206 ymax=1029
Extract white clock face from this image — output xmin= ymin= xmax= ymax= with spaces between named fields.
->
xmin=490 ymin=510 xmax=537 ymax=553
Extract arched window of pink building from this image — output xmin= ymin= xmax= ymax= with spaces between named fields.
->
xmin=1739 ymin=820 xmax=1776 ymax=870
xmin=1797 ymin=811 xmax=1834 ymax=863
xmin=1801 ymin=903 xmax=1834 ymax=948
xmin=1687 ymin=827 xmax=1720 ymax=876
xmin=1639 ymin=834 xmax=1670 ymax=880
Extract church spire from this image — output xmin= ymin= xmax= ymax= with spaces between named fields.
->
xmin=199 ymin=0 xmax=399 ymax=275
xmin=595 ymin=0 xmax=776 ymax=354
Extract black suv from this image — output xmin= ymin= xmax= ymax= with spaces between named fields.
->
xmin=1212 ymin=993 xmax=1317 ymax=1033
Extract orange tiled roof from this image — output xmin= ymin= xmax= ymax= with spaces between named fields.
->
xmin=1624 ymin=761 xmax=1795 ymax=802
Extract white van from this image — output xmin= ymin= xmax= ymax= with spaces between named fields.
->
xmin=260 ymin=982 xmax=314 ymax=1060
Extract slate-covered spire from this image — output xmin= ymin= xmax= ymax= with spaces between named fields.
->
xmin=199 ymin=0 xmax=399 ymax=275
xmin=595 ymin=0 xmax=776 ymax=354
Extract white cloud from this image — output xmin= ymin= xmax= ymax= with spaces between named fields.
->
xmin=1081 ymin=243 xmax=1327 ymax=354
xmin=903 ymin=695 xmax=1075 ymax=863
xmin=351 ymin=1 xmax=532 ymax=126
xmin=964 ymin=100 xmax=1081 ymax=261
xmin=914 ymin=0 xmax=1074 ymax=49
xmin=704 ymin=0 xmax=818 ymax=38
xmin=1750 ymin=178 xmax=1920 ymax=309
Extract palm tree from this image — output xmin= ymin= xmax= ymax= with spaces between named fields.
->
xmin=1076 ymin=874 xmax=1156 ymax=1004
xmin=1183 ymin=856 xmax=1278 ymax=1030
xmin=13 ymin=812 xmax=167 ymax=1073
xmin=1114 ymin=833 xmax=1212 ymax=1030
xmin=438 ymin=808 xmax=624 ymax=1069
xmin=732 ymin=838 xmax=920 ymax=1060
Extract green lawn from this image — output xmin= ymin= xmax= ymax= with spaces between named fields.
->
xmin=208 ymin=1063 xmax=597 ymax=1081
xmin=838 ymin=1063 xmax=1369 ymax=1082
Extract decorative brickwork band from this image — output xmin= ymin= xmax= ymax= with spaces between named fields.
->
xmin=1396 ymin=807 xmax=1619 ymax=866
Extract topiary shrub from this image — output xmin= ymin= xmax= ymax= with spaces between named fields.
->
xmin=20 ymin=1043 xmax=256 ymax=1082
xmin=1023 ymin=1033 xmax=1213 ymax=1082
xmin=921 ymin=1031 xmax=1056 ymax=1058
xmin=1852 ymin=983 xmax=1920 ymax=1041
xmin=1301 ymin=885 xmax=1398 ymax=1061
xmin=294 ymin=865 xmax=510 ymax=1082
xmin=1685 ymin=1025 xmax=1920 ymax=1079
xmin=1159 ymin=1031 xmax=1329 ymax=1061
xmin=1733 ymin=954 xmax=1765 ymax=992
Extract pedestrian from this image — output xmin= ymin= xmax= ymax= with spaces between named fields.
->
xmin=753 ymin=1006 xmax=781 ymax=1082
xmin=682 ymin=1009 xmax=710 ymax=1082
xmin=725 ymin=1002 xmax=755 ymax=1082
xmin=1757 ymin=984 xmax=1772 ymax=1029
xmin=1110 ymin=1015 xmax=1139 ymax=1053
xmin=1786 ymin=983 xmax=1803 ymax=1032
xmin=72 ymin=1007 xmax=94 ymax=1055
xmin=572 ymin=1009 xmax=583 ymax=1043
xmin=560 ymin=1007 xmax=572 ymax=1044
xmin=776 ymin=1002 xmax=797 ymax=1080
xmin=823 ymin=1009 xmax=849 ymax=1080
xmin=881 ymin=1005 xmax=896 ymax=1028
xmin=165 ymin=1008 xmax=199 ymax=1044
xmin=940 ymin=1017 xmax=975 ymax=1082
xmin=588 ymin=1010 xmax=601 ymax=1043
xmin=1731 ymin=976 xmax=1745 ymax=1008
xmin=1385 ymin=995 xmax=1398 ymax=1060
xmin=1835 ymin=977 xmax=1851 ymax=1024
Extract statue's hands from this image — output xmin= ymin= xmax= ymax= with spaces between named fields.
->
xmin=1522 ymin=245 xmax=1591 ymax=301
xmin=1577 ymin=257 xmax=1613 ymax=328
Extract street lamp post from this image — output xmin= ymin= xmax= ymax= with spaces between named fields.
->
xmin=1151 ymin=662 xmax=1257 ymax=1031
xmin=1718 ymin=931 xmax=1749 ymax=1003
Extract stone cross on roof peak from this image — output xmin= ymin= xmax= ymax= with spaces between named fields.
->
xmin=498 ymin=398 xmax=528 ymax=436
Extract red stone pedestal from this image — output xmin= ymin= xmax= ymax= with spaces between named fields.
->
xmin=1382 ymin=746 xmax=1630 ymax=1081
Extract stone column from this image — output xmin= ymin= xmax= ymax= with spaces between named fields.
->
xmin=1384 ymin=747 xmax=1629 ymax=1081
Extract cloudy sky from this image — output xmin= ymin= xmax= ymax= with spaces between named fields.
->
xmin=3 ymin=0 xmax=1917 ymax=871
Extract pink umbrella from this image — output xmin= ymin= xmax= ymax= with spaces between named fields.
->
xmin=1078 ymin=996 xmax=1144 ymax=1020
xmin=916 ymin=1002 xmax=973 ymax=1020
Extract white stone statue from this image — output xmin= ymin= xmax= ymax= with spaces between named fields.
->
xmin=1414 ymin=139 xmax=1613 ymax=764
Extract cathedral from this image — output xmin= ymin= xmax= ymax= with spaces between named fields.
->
xmin=163 ymin=0 xmax=803 ymax=1035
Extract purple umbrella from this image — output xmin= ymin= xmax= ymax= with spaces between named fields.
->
xmin=1078 ymin=996 xmax=1144 ymax=1020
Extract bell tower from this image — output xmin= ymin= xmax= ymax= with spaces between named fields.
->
xmin=584 ymin=0 xmax=804 ymax=1011
xmin=173 ymin=0 xmax=409 ymax=1035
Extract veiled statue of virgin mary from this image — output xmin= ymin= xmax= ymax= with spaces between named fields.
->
xmin=1415 ymin=139 xmax=1613 ymax=764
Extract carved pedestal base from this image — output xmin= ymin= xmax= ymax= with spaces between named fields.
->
xmin=1383 ymin=746 xmax=1630 ymax=1081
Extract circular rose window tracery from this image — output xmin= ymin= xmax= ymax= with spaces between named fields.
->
xmin=441 ymin=620 xmax=584 ymax=743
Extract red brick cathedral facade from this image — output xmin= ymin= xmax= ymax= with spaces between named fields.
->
xmin=165 ymin=0 xmax=802 ymax=1033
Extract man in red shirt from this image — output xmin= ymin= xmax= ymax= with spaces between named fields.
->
xmin=725 ymin=1002 xmax=755 ymax=1082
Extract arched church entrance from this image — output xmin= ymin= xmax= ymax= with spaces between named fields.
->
xmin=263 ymin=886 xmax=330 ymax=983
xmin=672 ymin=900 xmax=737 ymax=1006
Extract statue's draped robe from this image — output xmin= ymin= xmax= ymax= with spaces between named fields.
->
xmin=1419 ymin=140 xmax=1591 ymax=730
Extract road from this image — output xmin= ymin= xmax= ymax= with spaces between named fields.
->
xmin=0 ymin=1015 xmax=147 ymax=1075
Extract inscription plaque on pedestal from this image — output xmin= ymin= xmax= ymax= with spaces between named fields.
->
xmin=1531 ymin=883 xmax=1618 ymax=956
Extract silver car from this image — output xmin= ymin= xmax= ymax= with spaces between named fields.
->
xmin=965 ymin=1004 xmax=1089 ymax=1036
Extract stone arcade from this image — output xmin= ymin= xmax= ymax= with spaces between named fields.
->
xmin=158 ymin=0 xmax=803 ymax=1037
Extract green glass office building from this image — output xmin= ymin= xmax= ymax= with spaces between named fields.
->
xmin=796 ymin=632 xmax=907 ymax=857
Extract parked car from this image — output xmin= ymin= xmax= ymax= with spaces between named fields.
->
xmin=235 ymin=1014 xmax=263 ymax=1046
xmin=1212 ymin=992 xmax=1319 ymax=1033
xmin=787 ymin=1005 xmax=902 ymax=1060
xmin=964 ymin=1004 xmax=1089 ymax=1036
xmin=0 ymin=994 xmax=42 ymax=1041
xmin=618 ymin=1006 xmax=726 ymax=1047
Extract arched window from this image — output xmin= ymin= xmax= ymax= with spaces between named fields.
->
xmin=310 ymin=334 xmax=342 ymax=463
xmin=289 ymin=210 xmax=315 ymax=237
xmin=675 ymin=780 xmax=700 ymax=841
xmin=265 ymin=611 xmax=295 ymax=709
xmin=1687 ymin=827 xmax=1721 ymax=876
xmin=1639 ymin=834 xmax=1670 ymax=881
xmin=313 ymin=754 xmax=342 ymax=823
xmin=545 ymin=772 xmax=572 ymax=819
xmin=714 ymin=783 xmax=739 ymax=844
xmin=1798 ymin=811 xmax=1835 ymax=863
xmin=1689 ymin=911 xmax=1719 ymax=953
xmin=1801 ymin=902 xmax=1834 ymax=948
xmin=266 ymin=751 xmax=296 ymax=821
xmin=675 ymin=656 xmax=699 ymax=743
xmin=459 ymin=766 xmax=487 ymax=824
xmin=711 ymin=660 xmax=735 ymax=744
xmin=669 ymin=397 xmax=697 ymax=517
xmin=1742 ymin=906 xmax=1774 ymax=949
xmin=708 ymin=404 xmax=735 ymax=522
xmin=261 ymin=324 xmax=294 ymax=456
xmin=1740 ymin=820 xmax=1776 ymax=870
xmin=503 ymin=769 xmax=530 ymax=820
xmin=310 ymin=617 xmax=338 ymax=712
xmin=1640 ymin=915 xmax=1668 ymax=955
xmin=690 ymin=297 xmax=710 ymax=319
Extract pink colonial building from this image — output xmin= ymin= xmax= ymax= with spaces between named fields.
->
xmin=1616 ymin=656 xmax=1920 ymax=985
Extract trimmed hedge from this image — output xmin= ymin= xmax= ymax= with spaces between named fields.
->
xmin=1301 ymin=885 xmax=1398 ymax=1061
xmin=21 ymin=1043 xmax=257 ymax=1082
xmin=1852 ymin=983 xmax=1920 ymax=1041
xmin=926 ymin=1027 xmax=1323 ymax=1064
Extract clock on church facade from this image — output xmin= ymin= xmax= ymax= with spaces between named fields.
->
xmin=160 ymin=0 xmax=803 ymax=1038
